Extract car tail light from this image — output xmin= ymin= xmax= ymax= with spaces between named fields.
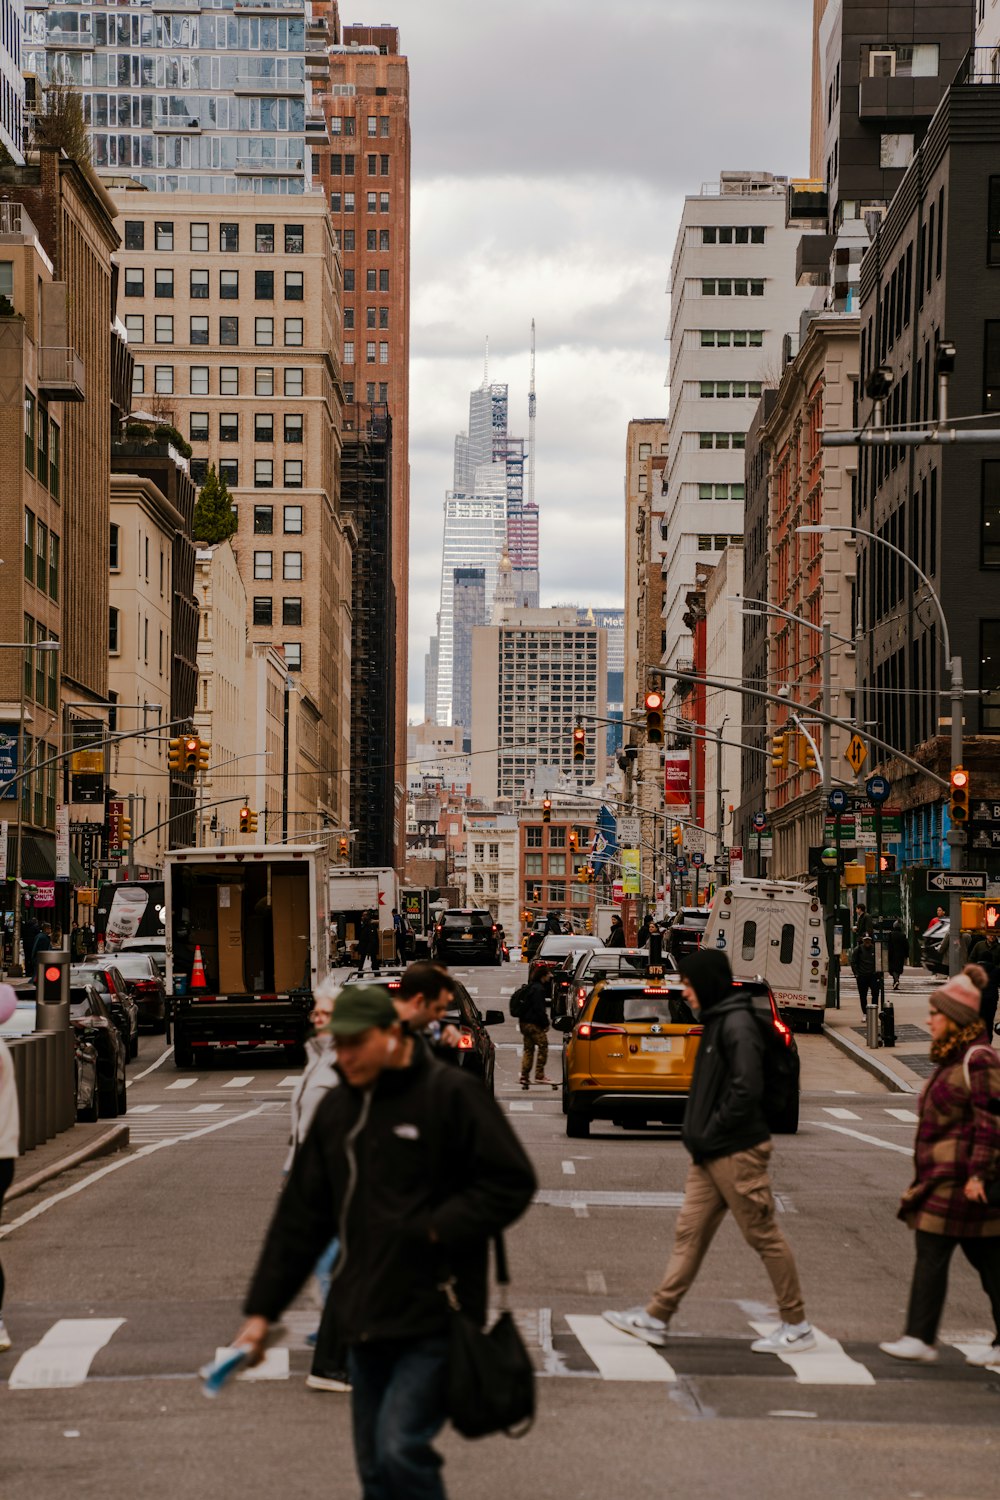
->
xmin=134 ymin=980 xmax=158 ymax=993
xmin=575 ymin=986 xmax=587 ymax=1004
xmin=577 ymin=1022 xmax=627 ymax=1039
xmin=687 ymin=1026 xmax=704 ymax=1036
xmin=772 ymin=1016 xmax=793 ymax=1048
xmin=386 ymin=981 xmax=401 ymax=991
xmin=457 ymin=1031 xmax=474 ymax=1050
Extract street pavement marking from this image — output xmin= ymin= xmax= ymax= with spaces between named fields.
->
xmin=211 ymin=1346 xmax=290 ymax=1382
xmin=500 ymin=986 xmax=515 ymax=995
xmin=586 ymin=1272 xmax=607 ymax=1295
xmin=573 ymin=1204 xmax=589 ymax=1219
xmin=278 ymin=1077 xmax=299 ymax=1088
xmin=536 ymin=1189 xmax=791 ymax=1212
xmin=566 ymin=1315 xmax=676 ymax=1382
xmin=769 ymin=1410 xmax=818 ymax=1419
xmin=748 ymin=1322 xmax=875 ymax=1386
xmin=128 ymin=1048 xmax=175 ymax=1085
xmin=561 ymin=1160 xmax=576 ymax=1175
xmin=811 ymin=1121 xmax=912 ymax=1156
xmin=165 ymin=1078 xmax=198 ymax=1090
xmin=823 ymin=1107 xmax=862 ymax=1121
xmin=949 ymin=1341 xmax=1000 ymax=1369
xmin=509 ymin=1101 xmax=533 ymax=1112
xmin=223 ymin=1077 xmax=254 ymax=1088
xmin=885 ymin=1107 xmax=919 ymax=1122
xmin=190 ymin=1103 xmax=223 ymax=1113
xmin=129 ymin=1104 xmax=160 ymax=1114
xmin=9 ymin=1318 xmax=126 ymax=1390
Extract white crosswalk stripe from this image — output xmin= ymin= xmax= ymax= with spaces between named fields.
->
xmin=9 ymin=1318 xmax=126 ymax=1390
xmin=190 ymin=1103 xmax=223 ymax=1114
xmin=884 ymin=1107 xmax=919 ymax=1122
xmin=222 ymin=1077 xmax=255 ymax=1088
xmin=165 ymin=1078 xmax=198 ymax=1090
xmin=566 ymin=1315 xmax=676 ymax=1382
xmin=747 ymin=1322 xmax=875 ymax=1385
xmin=823 ymin=1107 xmax=862 ymax=1121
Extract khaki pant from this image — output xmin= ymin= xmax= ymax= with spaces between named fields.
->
xmin=647 ymin=1142 xmax=806 ymax=1326
xmin=519 ymin=1024 xmax=549 ymax=1080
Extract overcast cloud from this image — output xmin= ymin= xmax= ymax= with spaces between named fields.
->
xmin=400 ymin=0 xmax=813 ymax=718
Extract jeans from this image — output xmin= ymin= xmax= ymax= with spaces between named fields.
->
xmin=647 ymin=1143 xmax=806 ymax=1326
xmin=856 ymin=974 xmax=883 ymax=1015
xmin=905 ymin=1230 xmax=1000 ymax=1345
xmin=348 ymin=1334 xmax=450 ymax=1500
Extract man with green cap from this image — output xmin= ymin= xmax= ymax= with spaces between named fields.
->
xmin=234 ymin=983 xmax=536 ymax=1500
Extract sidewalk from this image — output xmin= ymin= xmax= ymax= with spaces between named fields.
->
xmin=823 ymin=963 xmax=939 ymax=1093
xmin=8 ymin=1120 xmax=129 ymax=1203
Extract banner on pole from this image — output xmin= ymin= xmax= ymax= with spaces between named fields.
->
xmin=621 ymin=848 xmax=641 ymax=894
xmin=664 ymin=752 xmax=690 ymax=807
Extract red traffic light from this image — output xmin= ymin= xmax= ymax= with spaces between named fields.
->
xmin=44 ymin=965 xmax=62 ymax=983
xmin=951 ymin=768 xmax=969 ymax=789
xmin=644 ymin=691 xmax=663 ymax=712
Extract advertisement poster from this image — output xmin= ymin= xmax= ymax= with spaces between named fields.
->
xmin=0 ymin=726 xmax=17 ymax=799
xmin=56 ymin=804 xmax=70 ymax=880
xmin=664 ymin=751 xmax=690 ymax=807
xmin=622 ymin=848 xmax=641 ymax=894
xmin=32 ymin=881 xmax=56 ymax=909
xmin=0 ymin=819 xmax=6 ymax=883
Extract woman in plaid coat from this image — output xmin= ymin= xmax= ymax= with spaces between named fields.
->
xmin=881 ymin=966 xmax=1000 ymax=1366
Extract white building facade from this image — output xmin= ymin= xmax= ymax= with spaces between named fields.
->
xmin=463 ymin=819 xmax=519 ymax=938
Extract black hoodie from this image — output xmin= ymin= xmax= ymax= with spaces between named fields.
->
xmin=679 ymin=950 xmax=770 ymax=1163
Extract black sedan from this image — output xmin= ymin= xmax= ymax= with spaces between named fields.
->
xmin=70 ymin=983 xmax=128 ymax=1118
xmin=106 ymin=952 xmax=169 ymax=1031
xmin=358 ymin=973 xmax=503 ymax=1093
xmin=72 ymin=963 xmax=140 ymax=1059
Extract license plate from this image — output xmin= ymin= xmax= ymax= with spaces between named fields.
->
xmin=461 ymin=934 xmax=473 ymax=941
xmin=641 ymin=1037 xmax=673 ymax=1053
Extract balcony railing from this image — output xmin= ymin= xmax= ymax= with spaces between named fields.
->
xmin=0 ymin=201 xmax=40 ymax=240
xmin=960 ymin=47 xmax=1000 ymax=85
xmin=39 ymin=346 xmax=85 ymax=403
xmin=233 ymin=75 xmax=305 ymax=94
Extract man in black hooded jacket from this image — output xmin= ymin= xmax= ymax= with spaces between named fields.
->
xmin=604 ymin=950 xmax=815 ymax=1356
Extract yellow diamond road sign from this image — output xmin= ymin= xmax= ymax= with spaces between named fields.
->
xmin=845 ymin=734 xmax=867 ymax=774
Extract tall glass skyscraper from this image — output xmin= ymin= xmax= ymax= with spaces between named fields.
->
xmin=23 ymin=0 xmax=322 ymax=193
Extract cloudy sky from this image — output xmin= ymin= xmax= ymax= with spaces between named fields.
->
xmin=401 ymin=0 xmax=813 ymax=719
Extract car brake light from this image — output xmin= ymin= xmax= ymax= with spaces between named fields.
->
xmin=457 ymin=1031 xmax=474 ymax=1049
xmin=773 ymin=1017 xmax=793 ymax=1047
xmin=577 ymin=1022 xmax=627 ymax=1039
xmin=387 ymin=981 xmax=401 ymax=991
xmin=687 ymin=1026 xmax=704 ymax=1036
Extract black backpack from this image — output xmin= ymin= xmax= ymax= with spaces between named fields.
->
xmin=755 ymin=1012 xmax=799 ymax=1132
xmin=509 ymin=984 xmax=530 ymax=1019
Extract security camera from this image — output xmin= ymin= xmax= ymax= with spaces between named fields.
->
xmin=864 ymin=365 xmax=894 ymax=402
xmin=777 ymin=684 xmax=791 ymax=699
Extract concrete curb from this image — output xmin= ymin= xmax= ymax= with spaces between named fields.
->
xmin=9 ymin=1124 xmax=130 ymax=1202
xmin=822 ymin=1024 xmax=919 ymax=1094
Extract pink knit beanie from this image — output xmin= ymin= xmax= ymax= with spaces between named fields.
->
xmin=932 ymin=969 xmax=982 ymax=1027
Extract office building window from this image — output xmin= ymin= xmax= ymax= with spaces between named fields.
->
xmin=379 ymin=306 xmax=389 ymax=329
xmin=380 ymin=154 xmax=389 ymax=175
xmin=154 ymin=365 xmax=173 ymax=394
xmin=379 ymin=269 xmax=389 ymax=292
xmin=190 ymin=412 xmax=209 ymax=442
xmin=366 ymin=340 xmax=376 ymax=363
xmin=344 ymin=154 xmax=355 ymax=175
xmin=256 ymin=367 xmax=274 ymax=397
xmin=253 ymin=504 xmax=273 ymax=534
xmin=190 ymin=269 xmax=209 ymax=299
xmin=366 ymin=306 xmax=377 ymax=329
xmin=701 ymin=278 xmax=765 ymax=297
xmin=366 ymin=192 xmax=377 ymax=212
xmin=982 ymin=619 xmax=1000 ymax=730
xmin=220 ymin=223 xmax=239 ymax=251
xmin=366 ymin=382 xmax=376 ymax=402
xmin=378 ymin=382 xmax=388 ymax=402
xmin=983 ymin=462 xmax=1000 ymax=566
xmin=366 ymin=228 xmax=377 ymax=251
xmin=285 ymin=368 xmax=303 ymax=397
xmin=219 ymin=412 xmax=239 ymax=443
xmin=255 ymin=460 xmax=273 ymax=489
xmin=255 ymin=269 xmax=274 ymax=300
xmin=190 ymin=222 xmax=209 ymax=251
xmin=284 ymin=318 xmax=303 ymax=346
xmin=284 ymin=415 xmax=303 ymax=443
xmin=256 ymin=223 xmax=274 ymax=253
xmin=124 ymin=221 xmax=144 ymax=250
xmin=155 ymin=221 xmax=173 ymax=251
xmin=330 ymin=193 xmax=342 ymax=212
xmin=342 ymin=231 xmax=355 ymax=254
xmin=219 ymin=317 xmax=239 ymax=345
xmin=380 ymin=192 xmax=390 ymax=213
xmin=379 ymin=230 xmax=389 ymax=252
xmin=220 ymin=459 xmax=238 ymax=486
xmin=125 ymin=268 xmax=143 ymax=296
xmin=190 ymin=458 xmax=208 ymax=485
xmin=344 ymin=381 xmax=355 ymax=402
xmin=283 ymin=459 xmax=303 ymax=488
xmin=702 ymin=224 xmax=765 ymax=245
xmin=109 ymin=606 xmax=119 ymax=654
xmin=132 ymin=365 xmax=144 ymax=394
xmin=154 ymin=269 xmax=173 ymax=298
xmin=255 ymin=317 xmax=274 ymax=347
xmin=190 ymin=366 xmax=209 ymax=395
xmin=190 ymin=316 xmax=209 ymax=345
xmin=125 ymin=314 xmax=144 ymax=343
xmin=154 ymin=315 xmax=173 ymax=344
xmin=255 ymin=413 xmax=274 ymax=443
xmin=220 ymin=270 xmax=239 ymax=299
xmin=252 ymin=597 xmax=272 ymax=626
xmin=220 ymin=367 xmax=239 ymax=395
xmin=284 ymin=272 xmax=304 ymax=301
xmin=986 ymin=322 xmax=1000 ymax=411
xmin=283 ymin=551 xmax=303 ymax=580
xmin=344 ymin=193 xmax=355 ymax=213
xmin=282 ymin=598 xmax=302 ymax=626
xmin=343 ymin=268 xmax=355 ymax=292
xmin=700 ymin=328 xmax=764 ymax=347
xmin=283 ymin=642 xmax=302 ymax=670
xmin=109 ymin=523 xmax=120 ymax=571
xmin=283 ymin=505 xmax=303 ymax=533
xmin=379 ymin=341 xmax=389 ymax=364
xmin=285 ymin=224 xmax=304 ymax=254
xmin=253 ymin=551 xmax=273 ymax=580
xmin=367 ymin=116 xmax=377 ymax=136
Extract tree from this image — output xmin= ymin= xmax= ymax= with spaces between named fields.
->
xmin=32 ymin=74 xmax=92 ymax=165
xmin=193 ymin=466 xmax=237 ymax=544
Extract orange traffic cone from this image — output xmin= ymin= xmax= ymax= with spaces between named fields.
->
xmin=190 ymin=944 xmax=207 ymax=990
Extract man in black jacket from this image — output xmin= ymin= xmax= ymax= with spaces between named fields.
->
xmin=517 ymin=975 xmax=553 ymax=1089
xmin=234 ymin=985 xmax=535 ymax=1500
xmin=604 ymin=950 xmax=814 ymax=1356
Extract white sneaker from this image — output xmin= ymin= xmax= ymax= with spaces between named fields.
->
xmin=963 ymin=1344 xmax=1000 ymax=1367
xmin=602 ymin=1307 xmax=669 ymax=1347
xmin=751 ymin=1321 xmax=817 ymax=1354
xmin=0 ymin=1317 xmax=10 ymax=1353
xmin=879 ymin=1336 xmax=938 ymax=1364
xmin=305 ymin=1372 xmax=352 ymax=1392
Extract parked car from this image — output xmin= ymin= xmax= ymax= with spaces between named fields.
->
xmin=554 ymin=946 xmax=678 ymax=1017
xmin=72 ymin=963 xmax=140 ymax=1059
xmin=74 ymin=1035 xmax=99 ymax=1122
xmin=359 ymin=972 xmax=503 ymax=1093
xmin=528 ymin=933 xmax=604 ymax=990
xmin=105 ymin=951 xmax=169 ymax=1031
xmin=555 ymin=975 xmax=798 ymax=1139
xmin=69 ymin=983 xmax=127 ymax=1118
xmin=431 ymin=909 xmax=502 ymax=965
xmin=0 ymin=985 xmax=39 ymax=1037
xmin=666 ymin=907 xmax=711 ymax=960
xmin=118 ymin=935 xmax=168 ymax=978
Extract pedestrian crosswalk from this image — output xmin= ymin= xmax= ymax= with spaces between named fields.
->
xmin=123 ymin=1099 xmax=284 ymax=1141
xmin=5 ymin=1311 xmax=999 ymax=1393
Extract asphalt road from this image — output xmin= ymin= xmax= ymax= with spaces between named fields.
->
xmin=3 ymin=961 xmax=999 ymax=1500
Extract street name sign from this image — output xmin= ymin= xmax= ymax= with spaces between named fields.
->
xmin=928 ymin=869 xmax=987 ymax=894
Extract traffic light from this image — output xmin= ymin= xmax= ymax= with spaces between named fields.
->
xmin=183 ymin=734 xmax=200 ymax=771
xmin=197 ymin=739 xmax=211 ymax=772
xmin=542 ymin=798 xmax=552 ymax=824
xmin=644 ymin=690 xmax=664 ymax=744
xmin=585 ymin=918 xmax=593 ymax=933
xmin=167 ymin=736 xmax=184 ymax=772
xmin=119 ymin=812 xmax=132 ymax=844
xmin=672 ymin=824 xmax=683 ymax=846
xmin=248 ymin=810 xmax=258 ymax=834
xmin=573 ymin=725 xmax=586 ymax=765
xmin=568 ymin=829 xmax=578 ymax=850
xmin=949 ymin=766 xmax=970 ymax=824
xmin=339 ymin=836 xmax=349 ymax=858
xmin=239 ymin=805 xmax=251 ymax=833
xmin=577 ymin=865 xmax=589 ymax=884
xmin=37 ymin=950 xmax=71 ymax=1007
xmin=797 ymin=735 xmax=817 ymax=772
xmin=771 ymin=732 xmax=788 ymax=769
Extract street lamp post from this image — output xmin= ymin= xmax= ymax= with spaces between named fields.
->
xmin=798 ymin=522 xmax=964 ymax=975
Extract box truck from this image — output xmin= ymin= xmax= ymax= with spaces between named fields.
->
xmin=329 ymin=866 xmax=399 ymax=964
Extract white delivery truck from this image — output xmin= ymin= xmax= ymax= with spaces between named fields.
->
xmin=702 ymin=878 xmax=828 ymax=1030
xmin=165 ymin=843 xmax=329 ymax=1068
xmin=328 ymin=866 xmax=399 ymax=964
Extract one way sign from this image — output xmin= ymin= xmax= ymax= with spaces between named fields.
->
xmin=928 ymin=869 xmax=987 ymax=894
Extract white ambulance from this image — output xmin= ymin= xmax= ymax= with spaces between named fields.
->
xmin=702 ymin=879 xmax=828 ymax=1030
